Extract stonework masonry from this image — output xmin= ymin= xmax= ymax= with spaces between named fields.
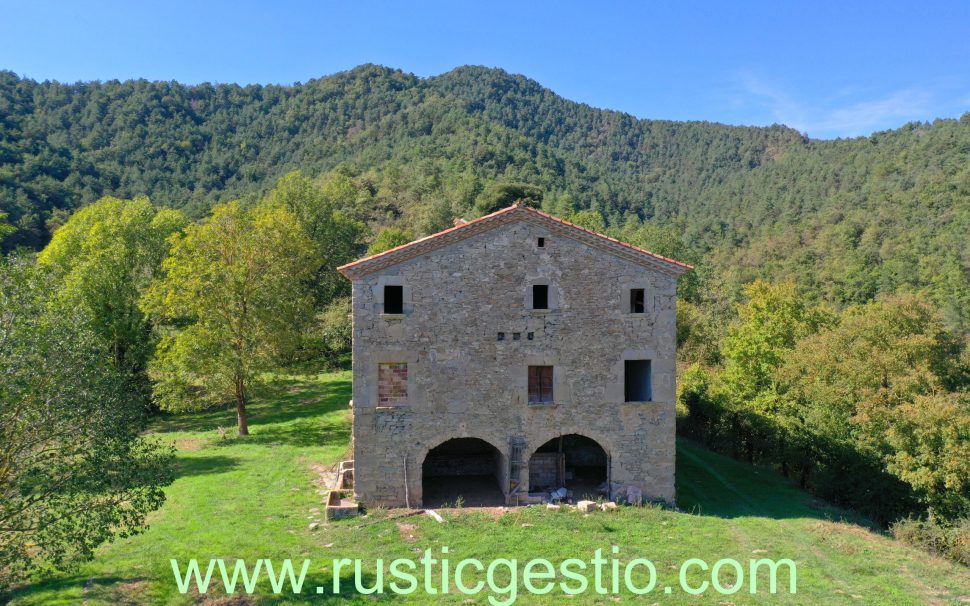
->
xmin=340 ymin=206 xmax=688 ymax=507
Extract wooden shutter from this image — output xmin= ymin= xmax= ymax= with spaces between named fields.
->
xmin=540 ymin=366 xmax=553 ymax=402
xmin=528 ymin=366 xmax=540 ymax=403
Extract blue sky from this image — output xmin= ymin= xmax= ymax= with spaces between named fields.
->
xmin=2 ymin=0 xmax=968 ymax=139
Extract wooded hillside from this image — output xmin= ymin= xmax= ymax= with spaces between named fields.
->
xmin=2 ymin=64 xmax=967 ymax=329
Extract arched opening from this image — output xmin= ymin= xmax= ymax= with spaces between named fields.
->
xmin=528 ymin=434 xmax=609 ymax=501
xmin=422 ymin=438 xmax=506 ymax=507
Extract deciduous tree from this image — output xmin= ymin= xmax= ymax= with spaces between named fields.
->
xmin=264 ymin=172 xmax=365 ymax=307
xmin=0 ymin=258 xmax=172 ymax=587
xmin=367 ymin=227 xmax=413 ymax=255
xmin=722 ymin=280 xmax=833 ymax=401
xmin=142 ymin=201 xmax=319 ymax=435
xmin=37 ymin=197 xmax=186 ymax=380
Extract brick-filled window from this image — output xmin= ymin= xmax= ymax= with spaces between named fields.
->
xmin=630 ymin=288 xmax=645 ymax=313
xmin=528 ymin=365 xmax=554 ymax=404
xmin=383 ymin=285 xmax=404 ymax=314
xmin=378 ymin=362 xmax=408 ymax=406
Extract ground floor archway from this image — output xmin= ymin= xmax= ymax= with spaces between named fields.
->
xmin=421 ymin=437 xmax=506 ymax=507
xmin=528 ymin=434 xmax=609 ymax=500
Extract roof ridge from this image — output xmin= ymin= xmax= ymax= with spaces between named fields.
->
xmin=337 ymin=204 xmax=519 ymax=272
xmin=337 ymin=205 xmax=693 ymax=279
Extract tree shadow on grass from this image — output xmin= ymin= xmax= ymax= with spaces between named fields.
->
xmin=4 ymin=574 xmax=129 ymax=605
xmin=223 ymin=377 xmax=352 ymax=449
xmin=9 ymin=572 xmax=402 ymax=605
xmin=248 ymin=378 xmax=351 ymax=427
xmin=171 ymin=454 xmax=240 ymax=478
xmin=264 ymin=571 xmax=401 ymax=604
xmin=221 ymin=421 xmax=352 ymax=449
xmin=675 ymin=438 xmax=877 ymax=528
xmin=149 ymin=377 xmax=351 ymax=436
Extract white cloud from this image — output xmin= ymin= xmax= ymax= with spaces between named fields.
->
xmin=734 ymin=73 xmax=934 ymax=138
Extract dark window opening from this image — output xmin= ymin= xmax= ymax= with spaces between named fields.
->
xmin=537 ymin=237 xmax=545 ymax=248
xmin=624 ymin=360 xmax=652 ymax=402
xmin=497 ymin=332 xmax=505 ymax=341
xmin=527 ymin=332 xmax=534 ymax=340
xmin=513 ymin=332 xmax=521 ymax=341
xmin=630 ymin=288 xmax=645 ymax=313
xmin=528 ymin=365 xmax=554 ymax=404
xmin=532 ymin=284 xmax=549 ymax=310
xmin=384 ymin=285 xmax=403 ymax=314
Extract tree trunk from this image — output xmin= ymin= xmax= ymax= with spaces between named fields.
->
xmin=235 ymin=376 xmax=249 ymax=436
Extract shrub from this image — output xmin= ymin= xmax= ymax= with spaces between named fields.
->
xmin=891 ymin=517 xmax=970 ymax=566
xmin=301 ymin=297 xmax=353 ymax=369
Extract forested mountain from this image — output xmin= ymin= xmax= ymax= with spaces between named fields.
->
xmin=3 ymin=64 xmax=969 ymax=568
xmin=1 ymin=64 xmax=968 ymax=328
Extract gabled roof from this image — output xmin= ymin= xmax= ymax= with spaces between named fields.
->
xmin=337 ymin=204 xmax=693 ymax=280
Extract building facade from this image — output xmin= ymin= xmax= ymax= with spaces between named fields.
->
xmin=338 ymin=204 xmax=691 ymax=508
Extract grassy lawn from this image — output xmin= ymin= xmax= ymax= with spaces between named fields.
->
xmin=7 ymin=371 xmax=969 ymax=605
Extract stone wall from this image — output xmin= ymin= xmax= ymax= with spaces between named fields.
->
xmin=349 ymin=217 xmax=679 ymax=507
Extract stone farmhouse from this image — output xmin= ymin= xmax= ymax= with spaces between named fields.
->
xmin=337 ymin=204 xmax=691 ymax=508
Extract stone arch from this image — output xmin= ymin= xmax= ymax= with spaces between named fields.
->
xmin=524 ymin=428 xmax=615 ymax=465
xmin=526 ymin=431 xmax=612 ymax=500
xmin=419 ymin=435 xmax=509 ymax=508
xmin=412 ymin=429 xmax=512 ymax=483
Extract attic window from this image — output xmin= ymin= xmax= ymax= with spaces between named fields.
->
xmin=537 ymin=237 xmax=545 ymax=248
xmin=532 ymin=285 xmax=549 ymax=310
xmin=624 ymin=360 xmax=652 ymax=402
xmin=384 ymin=285 xmax=403 ymax=314
xmin=630 ymin=288 xmax=645 ymax=313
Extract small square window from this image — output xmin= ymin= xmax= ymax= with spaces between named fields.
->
xmin=532 ymin=285 xmax=549 ymax=310
xmin=537 ymin=237 xmax=545 ymax=248
xmin=630 ymin=288 xmax=645 ymax=314
xmin=513 ymin=332 xmax=521 ymax=341
xmin=624 ymin=360 xmax=652 ymax=402
xmin=384 ymin=285 xmax=403 ymax=314
xmin=527 ymin=332 xmax=534 ymax=340
xmin=497 ymin=332 xmax=505 ymax=341
xmin=528 ymin=365 xmax=554 ymax=403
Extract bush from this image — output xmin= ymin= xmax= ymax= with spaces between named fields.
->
xmin=298 ymin=297 xmax=352 ymax=369
xmin=891 ymin=517 xmax=970 ymax=566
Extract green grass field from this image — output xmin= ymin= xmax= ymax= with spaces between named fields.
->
xmin=7 ymin=371 xmax=970 ymax=605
